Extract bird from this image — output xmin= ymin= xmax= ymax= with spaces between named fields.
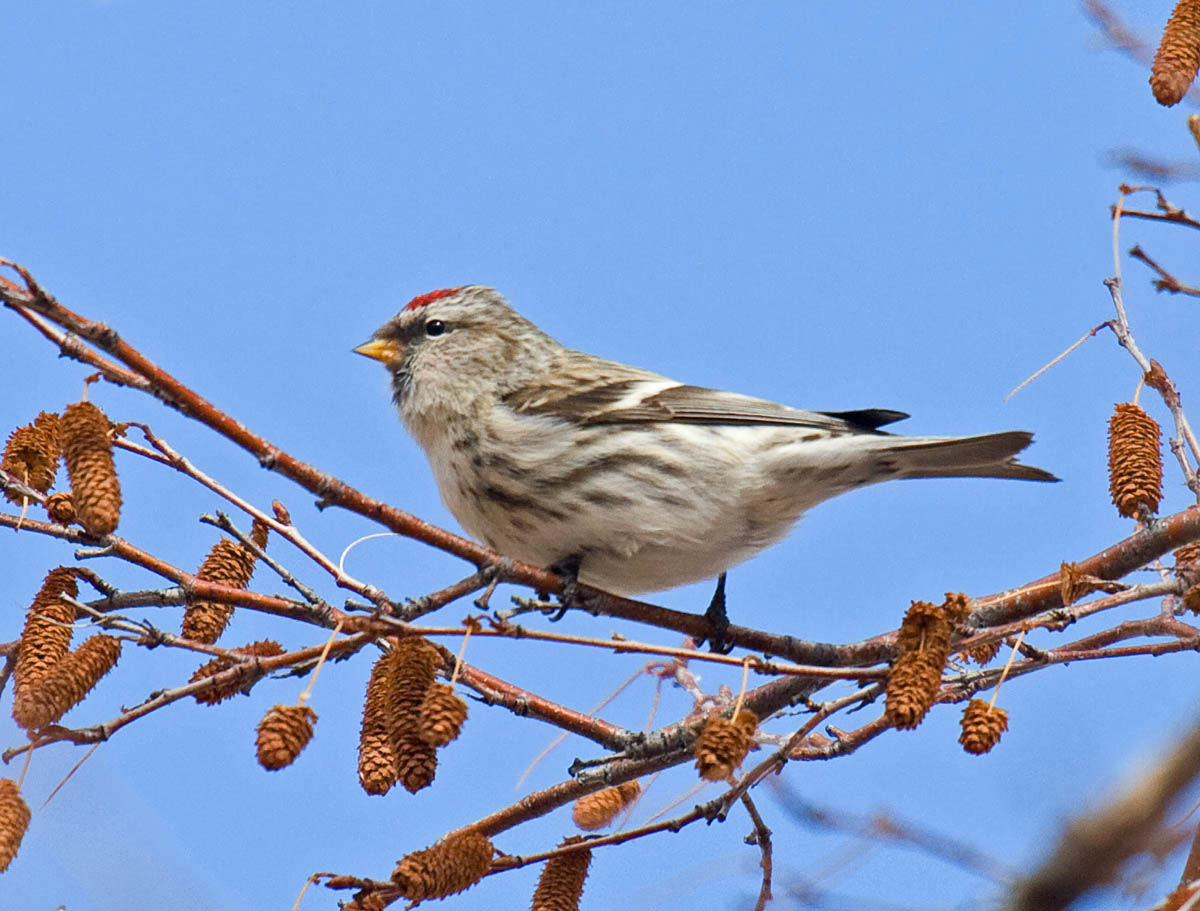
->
xmin=355 ymin=286 xmax=1055 ymax=619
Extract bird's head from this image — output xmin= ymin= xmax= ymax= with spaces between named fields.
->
xmin=355 ymin=286 xmax=557 ymax=418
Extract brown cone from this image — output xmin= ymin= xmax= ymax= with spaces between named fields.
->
xmin=396 ymin=733 xmax=439 ymax=794
xmin=12 ymin=568 xmax=78 ymax=730
xmin=255 ymin=704 xmax=317 ymax=770
xmin=357 ymin=637 xmax=442 ymax=795
xmin=190 ymin=640 xmax=285 ymax=705
xmin=885 ymin=598 xmax=957 ymax=730
xmin=531 ymin=837 xmax=592 ymax=911
xmin=44 ymin=491 xmax=76 ymax=525
xmin=61 ymin=401 xmax=121 ymax=536
xmin=417 ymin=683 xmax=468 ymax=747
xmin=1108 ymin=403 xmax=1163 ymax=519
xmin=1152 ymin=0 xmax=1200 ymax=106
xmin=358 ymin=649 xmax=404 ymax=795
xmin=182 ymin=524 xmax=268 ymax=645
xmin=19 ymin=635 xmax=121 ymax=730
xmin=2 ymin=411 xmax=61 ymax=503
xmin=694 ymin=709 xmax=759 ymax=781
xmin=572 ymin=780 xmax=641 ymax=831
xmin=392 ymin=638 xmax=441 ymax=793
xmin=959 ymin=698 xmax=1009 ymax=755
xmin=391 ymin=830 xmax=494 ymax=902
xmin=0 ymin=778 xmax=31 ymax=873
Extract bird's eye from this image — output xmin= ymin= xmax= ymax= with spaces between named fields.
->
xmin=425 ymin=319 xmax=447 ymax=337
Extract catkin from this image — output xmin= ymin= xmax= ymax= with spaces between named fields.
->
xmin=417 ymin=683 xmax=468 ymax=747
xmin=190 ymin=640 xmax=285 ymax=705
xmin=1 ymin=411 xmax=61 ymax=502
xmin=694 ymin=709 xmax=759 ymax=781
xmin=885 ymin=598 xmax=956 ymax=730
xmin=12 ymin=568 xmax=78 ymax=730
xmin=959 ymin=699 xmax=1009 ymax=755
xmin=21 ymin=635 xmax=122 ymax=730
xmin=394 ymin=640 xmax=443 ymax=793
xmin=182 ymin=518 xmax=269 ymax=645
xmin=61 ymin=401 xmax=121 ymax=535
xmin=396 ymin=732 xmax=439 ymax=795
xmin=531 ymin=837 xmax=592 ymax=911
xmin=572 ymin=780 xmax=641 ymax=831
xmin=0 ymin=778 xmax=31 ymax=874
xmin=391 ymin=830 xmax=494 ymax=903
xmin=357 ymin=638 xmax=442 ymax=796
xmin=1108 ymin=403 xmax=1163 ymax=519
xmin=359 ymin=649 xmax=405 ymax=795
xmin=1152 ymin=0 xmax=1200 ymax=106
xmin=255 ymin=704 xmax=317 ymax=770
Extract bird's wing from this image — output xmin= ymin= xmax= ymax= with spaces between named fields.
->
xmin=506 ymin=373 xmax=907 ymax=433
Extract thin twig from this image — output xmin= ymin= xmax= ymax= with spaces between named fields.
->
xmin=741 ymin=791 xmax=773 ymax=911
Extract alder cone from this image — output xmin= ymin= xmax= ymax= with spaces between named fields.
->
xmin=1 ymin=411 xmax=61 ymax=502
xmin=959 ymin=698 xmax=1009 ymax=755
xmin=19 ymin=634 xmax=122 ymax=730
xmin=0 ymin=778 xmax=31 ymax=873
xmin=14 ymin=568 xmax=78 ymax=680
xmin=358 ymin=650 xmax=404 ymax=795
xmin=190 ymin=640 xmax=285 ymax=705
xmin=255 ymin=704 xmax=317 ymax=770
xmin=44 ymin=491 xmax=77 ymax=525
xmin=396 ymin=732 xmax=438 ymax=794
xmin=391 ymin=831 xmax=494 ymax=902
xmin=392 ymin=639 xmax=442 ymax=793
xmin=182 ymin=523 xmax=268 ymax=645
xmin=885 ymin=599 xmax=955 ymax=730
xmin=531 ymin=837 xmax=592 ymax=911
xmin=32 ymin=410 xmax=62 ymax=454
xmin=417 ymin=683 xmax=468 ymax=747
xmin=357 ymin=638 xmax=443 ymax=795
xmin=572 ymin=780 xmax=640 ymax=830
xmin=12 ymin=567 xmax=78 ymax=730
xmin=1107 ymin=403 xmax=1163 ymax=519
xmin=1152 ymin=0 xmax=1200 ymax=105
xmin=61 ymin=401 xmax=121 ymax=535
xmin=694 ymin=709 xmax=758 ymax=781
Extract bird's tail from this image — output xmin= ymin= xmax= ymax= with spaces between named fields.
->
xmin=884 ymin=431 xmax=1058 ymax=483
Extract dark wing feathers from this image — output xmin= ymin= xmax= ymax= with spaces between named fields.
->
xmin=508 ymin=380 xmax=905 ymax=434
xmin=818 ymin=408 xmax=910 ymax=432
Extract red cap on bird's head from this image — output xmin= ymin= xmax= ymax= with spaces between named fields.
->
xmin=403 ymin=288 xmax=461 ymax=312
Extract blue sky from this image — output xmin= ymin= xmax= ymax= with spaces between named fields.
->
xmin=4 ymin=2 xmax=1200 ymax=909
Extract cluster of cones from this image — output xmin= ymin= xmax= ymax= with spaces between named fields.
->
xmin=2 ymin=403 xmax=121 ymax=535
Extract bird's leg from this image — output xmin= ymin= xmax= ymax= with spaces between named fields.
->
xmin=698 ymin=573 xmax=734 ymax=654
xmin=546 ymin=553 xmax=584 ymax=622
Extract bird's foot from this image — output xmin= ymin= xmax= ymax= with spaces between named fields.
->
xmin=698 ymin=573 xmax=734 ymax=654
xmin=546 ymin=554 xmax=584 ymax=622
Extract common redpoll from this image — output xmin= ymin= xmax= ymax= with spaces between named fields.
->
xmin=356 ymin=287 xmax=1055 ymax=597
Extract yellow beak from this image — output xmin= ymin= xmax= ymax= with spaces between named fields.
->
xmin=353 ymin=338 xmax=403 ymax=363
